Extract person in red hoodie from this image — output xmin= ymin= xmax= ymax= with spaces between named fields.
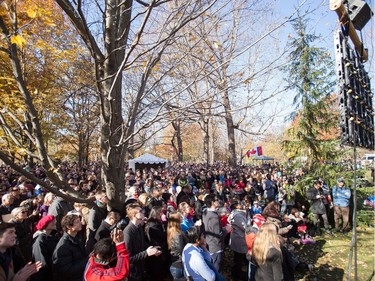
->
xmin=84 ymin=228 xmax=129 ymax=281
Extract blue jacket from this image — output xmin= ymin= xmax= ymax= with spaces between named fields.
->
xmin=332 ymin=186 xmax=351 ymax=207
xmin=182 ymin=243 xmax=215 ymax=281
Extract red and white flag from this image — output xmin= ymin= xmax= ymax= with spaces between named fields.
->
xmin=246 ymin=146 xmax=263 ymax=157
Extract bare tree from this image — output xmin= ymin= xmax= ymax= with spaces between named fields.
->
xmin=0 ymin=0 xmax=219 ymax=208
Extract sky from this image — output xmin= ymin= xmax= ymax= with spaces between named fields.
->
xmin=265 ymin=0 xmax=374 ymax=130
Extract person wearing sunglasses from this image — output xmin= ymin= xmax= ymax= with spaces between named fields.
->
xmin=84 ymin=228 xmax=129 ymax=281
xmin=9 ymin=207 xmax=35 ymax=261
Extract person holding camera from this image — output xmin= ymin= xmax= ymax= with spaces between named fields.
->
xmin=306 ymin=180 xmax=332 ymax=236
xmin=84 ymin=228 xmax=130 ymax=281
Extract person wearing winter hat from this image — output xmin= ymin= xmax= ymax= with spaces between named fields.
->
xmin=332 ymin=178 xmax=351 ymax=232
xmin=31 ymin=215 xmax=59 ymax=281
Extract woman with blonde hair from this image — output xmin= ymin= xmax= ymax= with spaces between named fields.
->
xmin=178 ymin=202 xmax=201 ymax=234
xmin=39 ymin=192 xmax=55 ymax=217
xmin=167 ymin=211 xmax=186 ymax=280
xmin=252 ymin=223 xmax=283 ymax=281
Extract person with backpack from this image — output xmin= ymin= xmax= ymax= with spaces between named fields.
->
xmin=202 ymin=194 xmax=232 ymax=271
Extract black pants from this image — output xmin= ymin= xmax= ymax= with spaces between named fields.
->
xmin=232 ymin=251 xmax=248 ymax=281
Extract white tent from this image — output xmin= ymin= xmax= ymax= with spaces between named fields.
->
xmin=128 ymin=153 xmax=168 ymax=172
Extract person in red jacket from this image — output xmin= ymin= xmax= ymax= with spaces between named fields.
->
xmin=84 ymin=228 xmax=129 ymax=281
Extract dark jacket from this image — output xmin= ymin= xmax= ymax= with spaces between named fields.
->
xmin=31 ymin=231 xmax=59 ymax=281
xmin=86 ymin=202 xmax=108 ymax=253
xmin=170 ymin=232 xmax=186 ymax=269
xmin=306 ymin=186 xmax=326 ymax=215
xmin=254 ymin=247 xmax=283 ymax=281
xmin=123 ymin=222 xmax=148 ymax=281
xmin=144 ymin=219 xmax=169 ymax=281
xmin=52 ymin=232 xmax=88 ymax=281
xmin=202 ymin=209 xmax=227 ymax=253
xmin=47 ymin=198 xmax=73 ymax=233
xmin=9 ymin=218 xmax=34 ymax=261
xmin=94 ymin=220 xmax=112 ymax=242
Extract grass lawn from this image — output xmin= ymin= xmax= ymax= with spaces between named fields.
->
xmin=221 ymin=227 xmax=374 ymax=281
xmin=292 ymin=228 xmax=374 ymax=281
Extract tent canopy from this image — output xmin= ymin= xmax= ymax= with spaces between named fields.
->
xmin=128 ymin=153 xmax=168 ymax=172
xmin=252 ymin=155 xmax=274 ymax=161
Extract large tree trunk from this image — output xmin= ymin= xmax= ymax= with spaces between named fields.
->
xmin=202 ymin=118 xmax=210 ymax=167
xmin=221 ymin=88 xmax=236 ymax=166
xmin=96 ymin=0 xmax=132 ymax=210
xmin=172 ymin=121 xmax=183 ymax=161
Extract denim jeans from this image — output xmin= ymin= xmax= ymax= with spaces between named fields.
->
xmin=170 ymin=266 xmax=184 ymax=280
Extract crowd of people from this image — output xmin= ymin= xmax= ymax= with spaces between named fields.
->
xmin=0 ymin=161 xmax=352 ymax=281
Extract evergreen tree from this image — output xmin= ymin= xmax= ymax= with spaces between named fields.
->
xmin=282 ymin=15 xmax=338 ymax=168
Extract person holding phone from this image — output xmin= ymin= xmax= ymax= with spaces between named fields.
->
xmin=84 ymin=228 xmax=130 ymax=281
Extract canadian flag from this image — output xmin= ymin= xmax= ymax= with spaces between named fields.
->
xmin=246 ymin=146 xmax=263 ymax=157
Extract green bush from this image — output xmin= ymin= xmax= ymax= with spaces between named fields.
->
xmin=357 ymin=209 xmax=374 ymax=227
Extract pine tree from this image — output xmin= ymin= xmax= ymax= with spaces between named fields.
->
xmin=282 ymin=15 xmax=338 ymax=167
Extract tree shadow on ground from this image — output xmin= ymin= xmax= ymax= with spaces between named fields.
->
xmin=294 ymin=236 xmax=345 ymax=281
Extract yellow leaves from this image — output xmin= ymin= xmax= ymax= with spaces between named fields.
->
xmin=26 ymin=7 xmax=38 ymax=19
xmin=48 ymin=167 xmax=59 ymax=173
xmin=11 ymin=35 xmax=27 ymax=48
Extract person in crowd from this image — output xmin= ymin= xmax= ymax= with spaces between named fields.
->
xmin=278 ymin=179 xmax=287 ymax=216
xmin=182 ymin=226 xmax=216 ymax=281
xmin=0 ymin=222 xmax=42 ymax=281
xmin=86 ymin=191 xmax=108 ymax=253
xmin=262 ymin=174 xmax=275 ymax=203
xmin=332 ymin=178 xmax=351 ymax=232
xmin=71 ymin=202 xmax=91 ymax=240
xmin=250 ymin=201 xmax=262 ymax=217
xmin=320 ymin=177 xmax=334 ymax=225
xmin=163 ymin=192 xmax=177 ymax=217
xmin=135 ymin=192 xmax=149 ymax=218
xmin=95 ymin=211 xmax=121 ymax=242
xmin=179 ymin=202 xmax=201 ymax=234
xmin=144 ymin=205 xmax=169 ymax=281
xmin=177 ymin=173 xmax=189 ymax=190
xmin=84 ymin=228 xmax=130 ymax=281
xmin=47 ymin=194 xmax=74 ymax=234
xmin=252 ymin=223 xmax=283 ymax=281
xmin=176 ymin=184 xmax=193 ymax=206
xmin=228 ymin=200 xmax=248 ymax=281
xmin=0 ymin=194 xmax=15 ymax=223
xmin=284 ymin=178 xmax=296 ymax=215
xmin=202 ymin=194 xmax=232 ymax=271
xmin=306 ymin=180 xmax=332 ymax=236
xmin=39 ymin=192 xmax=55 ymax=217
xmin=245 ymin=214 xmax=266 ymax=281
xmin=31 ymin=215 xmax=59 ymax=281
xmin=9 ymin=207 xmax=37 ymax=261
xmin=148 ymin=187 xmax=164 ymax=209
xmin=123 ymin=203 xmax=162 ymax=281
xmin=52 ymin=214 xmax=88 ymax=281
xmin=167 ymin=211 xmax=187 ymax=281
xmin=9 ymin=187 xmax=26 ymax=208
